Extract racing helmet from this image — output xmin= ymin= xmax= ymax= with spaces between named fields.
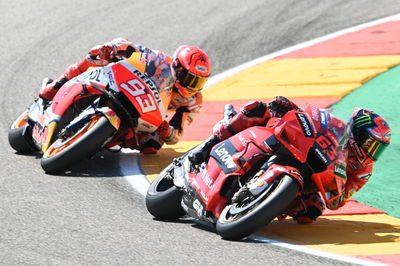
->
xmin=171 ymin=45 xmax=211 ymax=97
xmin=346 ymin=108 xmax=391 ymax=164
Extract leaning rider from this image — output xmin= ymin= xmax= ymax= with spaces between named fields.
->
xmin=189 ymin=96 xmax=391 ymax=223
xmin=39 ymin=37 xmax=211 ymax=154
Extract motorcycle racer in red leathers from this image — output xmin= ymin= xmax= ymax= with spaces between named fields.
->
xmin=189 ymin=96 xmax=391 ymax=223
xmin=39 ymin=38 xmax=211 ymax=154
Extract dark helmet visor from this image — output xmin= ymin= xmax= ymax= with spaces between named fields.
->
xmin=361 ymin=136 xmax=389 ymax=161
xmin=173 ymin=60 xmax=208 ymax=91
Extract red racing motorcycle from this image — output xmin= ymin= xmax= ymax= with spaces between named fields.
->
xmin=8 ymin=54 xmax=169 ymax=173
xmin=146 ymin=105 xmax=348 ymax=240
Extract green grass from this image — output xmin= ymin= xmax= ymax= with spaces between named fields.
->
xmin=330 ymin=64 xmax=400 ymax=218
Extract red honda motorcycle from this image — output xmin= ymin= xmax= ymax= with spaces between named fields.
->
xmin=146 ymin=105 xmax=348 ymax=240
xmin=8 ymin=54 xmax=169 ymax=173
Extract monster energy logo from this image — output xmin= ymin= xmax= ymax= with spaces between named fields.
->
xmin=353 ymin=115 xmax=373 ymax=128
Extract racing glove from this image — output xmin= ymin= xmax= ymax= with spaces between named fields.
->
xmin=98 ymin=43 xmax=117 ymax=61
xmin=38 ymin=76 xmax=69 ymax=100
xmin=293 ymin=192 xmax=325 ymax=224
xmin=268 ymin=96 xmax=299 ymax=117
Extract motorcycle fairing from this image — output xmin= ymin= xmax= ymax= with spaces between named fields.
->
xmin=72 ymin=66 xmax=115 ymax=91
xmin=28 ymin=99 xmax=62 ymax=152
xmin=187 ymin=127 xmax=276 ymax=218
xmin=210 ymin=140 xmax=238 ymax=174
xmin=246 ymin=163 xmax=305 ymax=197
xmin=304 ymin=105 xmax=348 ymax=205
xmin=51 ymin=71 xmax=106 ymax=118
xmin=273 ymin=111 xmax=316 ymax=163
xmin=311 ymin=149 xmax=347 ymax=205
xmin=39 ymin=72 xmax=106 ymax=152
xmin=111 ymin=61 xmax=167 ymax=133
xmin=312 ymin=133 xmax=338 ymax=166
xmin=61 ymin=106 xmax=120 ymax=138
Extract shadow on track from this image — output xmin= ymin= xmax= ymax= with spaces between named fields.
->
xmin=257 ymin=217 xmax=400 ymax=245
xmin=14 ymin=150 xmax=125 ymax=178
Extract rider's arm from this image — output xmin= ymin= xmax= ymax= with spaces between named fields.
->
xmin=62 ymin=38 xmax=143 ymax=81
xmin=87 ymin=38 xmax=139 ymax=64
xmin=342 ymin=164 xmax=373 ymax=203
xmin=189 ymin=96 xmax=298 ymax=165
xmin=168 ymin=93 xmax=203 ymax=144
xmin=213 ymin=101 xmax=272 ymax=140
xmin=327 ymin=164 xmax=373 ymax=210
xmin=213 ymin=96 xmax=299 ymax=141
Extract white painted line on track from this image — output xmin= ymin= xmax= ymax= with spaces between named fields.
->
xmin=248 ymin=235 xmax=386 ymax=266
xmin=119 ymin=149 xmax=149 ymax=196
xmin=206 ymin=13 xmax=400 ymax=88
xmin=119 ymin=12 xmax=400 ymax=265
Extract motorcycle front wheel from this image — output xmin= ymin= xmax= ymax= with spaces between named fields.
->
xmin=216 ymin=175 xmax=300 ymax=240
xmin=145 ymin=163 xmax=185 ymax=220
xmin=8 ymin=110 xmax=36 ymax=153
xmin=41 ymin=115 xmax=115 ymax=173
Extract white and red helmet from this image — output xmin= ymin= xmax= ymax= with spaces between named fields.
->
xmin=171 ymin=45 xmax=211 ymax=97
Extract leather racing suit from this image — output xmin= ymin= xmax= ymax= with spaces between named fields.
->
xmin=192 ymin=98 xmax=374 ymax=223
xmin=39 ymin=38 xmax=203 ymax=153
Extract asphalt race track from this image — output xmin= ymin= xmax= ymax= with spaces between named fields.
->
xmin=2 ymin=1 xmax=400 ymax=265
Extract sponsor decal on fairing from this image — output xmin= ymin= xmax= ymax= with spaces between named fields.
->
xmin=296 ymin=113 xmax=314 ymax=138
xmin=320 ymin=110 xmax=328 ymax=129
xmin=334 ymin=163 xmax=347 ymax=179
xmin=211 ymin=140 xmax=238 ymax=174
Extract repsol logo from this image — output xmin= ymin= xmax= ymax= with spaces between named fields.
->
xmin=133 ymin=70 xmax=161 ymax=104
xmin=296 ymin=113 xmax=314 ymax=138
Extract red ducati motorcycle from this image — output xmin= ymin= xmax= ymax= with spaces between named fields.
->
xmin=8 ymin=54 xmax=169 ymax=173
xmin=146 ymin=105 xmax=348 ymax=240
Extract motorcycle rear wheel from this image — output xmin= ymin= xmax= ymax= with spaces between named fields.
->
xmin=41 ymin=115 xmax=115 ymax=173
xmin=216 ymin=175 xmax=299 ymax=240
xmin=146 ymin=164 xmax=185 ymax=220
xmin=8 ymin=110 xmax=36 ymax=153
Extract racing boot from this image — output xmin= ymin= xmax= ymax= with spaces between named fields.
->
xmin=38 ymin=76 xmax=69 ymax=100
xmin=138 ymin=133 xmax=163 ymax=154
xmin=188 ymin=135 xmax=221 ymax=166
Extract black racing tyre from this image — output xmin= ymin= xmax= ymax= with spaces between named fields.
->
xmin=40 ymin=116 xmax=115 ymax=173
xmin=216 ymin=175 xmax=300 ymax=240
xmin=146 ymin=165 xmax=185 ymax=220
xmin=8 ymin=110 xmax=36 ymax=153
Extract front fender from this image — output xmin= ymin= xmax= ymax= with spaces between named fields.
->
xmin=247 ymin=163 xmax=305 ymax=196
xmin=60 ymin=106 xmax=121 ymax=141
